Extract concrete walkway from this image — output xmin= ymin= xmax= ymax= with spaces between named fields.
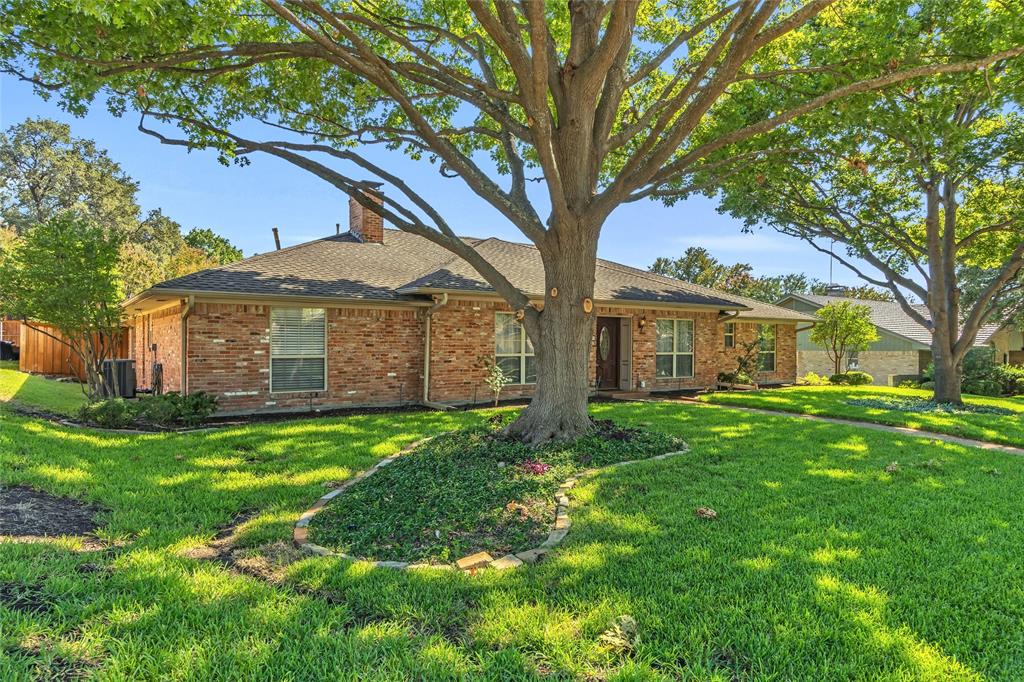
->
xmin=662 ymin=397 xmax=1024 ymax=457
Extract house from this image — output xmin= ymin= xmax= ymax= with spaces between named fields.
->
xmin=777 ymin=293 xmax=1011 ymax=384
xmin=122 ymin=196 xmax=813 ymax=414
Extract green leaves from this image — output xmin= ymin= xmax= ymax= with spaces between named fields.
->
xmin=810 ymin=301 xmax=879 ymax=372
xmin=0 ymin=212 xmax=124 ymax=338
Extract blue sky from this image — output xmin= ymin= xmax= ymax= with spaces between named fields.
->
xmin=2 ymin=72 xmax=846 ymax=282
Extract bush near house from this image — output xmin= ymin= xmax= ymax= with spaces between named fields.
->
xmin=829 ymin=371 xmax=874 ymax=386
xmin=78 ymin=391 xmax=218 ymax=429
xmin=922 ymin=349 xmax=1024 ymax=397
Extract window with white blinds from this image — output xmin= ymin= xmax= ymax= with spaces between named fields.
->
xmin=270 ymin=308 xmax=326 ymax=392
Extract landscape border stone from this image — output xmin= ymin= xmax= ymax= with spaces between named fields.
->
xmin=292 ymin=435 xmax=689 ymax=572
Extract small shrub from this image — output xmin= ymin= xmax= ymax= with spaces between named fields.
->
xmin=136 ymin=391 xmax=218 ymax=427
xmin=845 ymin=371 xmax=874 ymax=386
xmin=991 ymin=364 xmax=1024 ymax=396
xmin=919 ymin=380 xmax=936 ymax=390
xmin=179 ymin=391 xmax=219 ymax=426
xmin=718 ymin=371 xmax=754 ymax=385
xmin=801 ymin=372 xmax=830 ymax=386
xmin=962 ymin=379 xmax=1001 ymax=397
xmin=829 ymin=373 xmax=850 ymax=385
xmin=481 ymin=360 xmax=513 ymax=406
xmin=79 ymin=398 xmax=137 ymax=429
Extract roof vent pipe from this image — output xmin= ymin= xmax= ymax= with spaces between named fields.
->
xmin=272 ymin=227 xmax=282 ymax=251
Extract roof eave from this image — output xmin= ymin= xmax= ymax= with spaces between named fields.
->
xmin=396 ymin=286 xmax=752 ymax=312
xmin=122 ymin=287 xmax=434 ymax=312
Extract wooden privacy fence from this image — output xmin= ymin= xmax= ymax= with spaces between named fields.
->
xmin=19 ymin=323 xmax=128 ymax=379
xmin=1009 ymin=351 xmax=1024 ymax=367
xmin=1 ymin=318 xmax=20 ymax=346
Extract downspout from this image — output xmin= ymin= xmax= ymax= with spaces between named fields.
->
xmin=421 ymin=293 xmax=450 ymax=409
xmin=180 ymin=295 xmax=194 ymax=394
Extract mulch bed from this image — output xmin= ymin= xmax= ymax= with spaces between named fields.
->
xmin=0 ymin=485 xmax=103 ymax=538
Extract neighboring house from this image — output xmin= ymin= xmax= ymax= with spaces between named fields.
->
xmin=122 ymin=196 xmax=813 ymax=414
xmin=777 ymin=293 xmax=1010 ymax=384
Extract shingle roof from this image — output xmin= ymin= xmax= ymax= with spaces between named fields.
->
xmin=150 ymin=230 xmax=474 ymax=302
xmin=141 ymin=228 xmax=814 ymax=320
xmin=785 ymin=294 xmax=1001 ymax=347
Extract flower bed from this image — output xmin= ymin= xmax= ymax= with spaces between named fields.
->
xmin=306 ymin=416 xmax=685 ymax=565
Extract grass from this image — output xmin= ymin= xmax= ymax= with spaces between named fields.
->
xmin=701 ymin=384 xmax=1024 ymax=448
xmin=310 ymin=417 xmax=684 ymax=563
xmin=0 ymin=364 xmax=87 ymax=417
xmin=1 ymin=402 xmax=1023 ymax=679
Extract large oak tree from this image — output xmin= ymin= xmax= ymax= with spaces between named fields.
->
xmin=716 ymin=0 xmax=1024 ymax=403
xmin=4 ymin=0 xmax=1022 ymax=439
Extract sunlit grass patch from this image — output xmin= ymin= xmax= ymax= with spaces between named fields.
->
xmin=0 ymin=365 xmax=87 ymax=416
xmin=1 ymin=401 xmax=1023 ymax=679
xmin=702 ymin=384 xmax=1024 ymax=448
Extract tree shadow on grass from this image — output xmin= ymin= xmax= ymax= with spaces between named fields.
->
xmin=2 ymin=402 xmax=1022 ymax=679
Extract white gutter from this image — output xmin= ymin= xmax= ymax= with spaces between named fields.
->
xmin=180 ymin=296 xmax=194 ymax=394
xmin=422 ymin=293 xmax=450 ymax=408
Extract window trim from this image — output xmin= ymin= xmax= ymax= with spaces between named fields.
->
xmin=724 ymin=322 xmax=735 ymax=349
xmin=655 ymin=318 xmax=695 ymax=379
xmin=758 ymin=323 xmax=777 ymax=373
xmin=495 ymin=311 xmax=536 ymax=385
xmin=269 ymin=307 xmax=328 ymax=393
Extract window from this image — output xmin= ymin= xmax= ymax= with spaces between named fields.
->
xmin=724 ymin=322 xmax=735 ymax=349
xmin=656 ymin=319 xmax=694 ymax=378
xmin=495 ymin=312 xmax=535 ymax=384
xmin=846 ymin=350 xmax=860 ymax=370
xmin=270 ymin=308 xmax=326 ymax=392
xmin=758 ymin=324 xmax=777 ymax=372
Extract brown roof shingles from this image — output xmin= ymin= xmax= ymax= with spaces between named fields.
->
xmin=145 ymin=228 xmax=815 ymax=321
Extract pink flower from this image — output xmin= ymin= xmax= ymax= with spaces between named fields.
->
xmin=521 ymin=459 xmax=551 ymax=475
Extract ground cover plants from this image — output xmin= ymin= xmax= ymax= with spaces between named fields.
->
xmin=308 ymin=415 xmax=685 ymax=564
xmin=846 ymin=396 xmax=1016 ymax=416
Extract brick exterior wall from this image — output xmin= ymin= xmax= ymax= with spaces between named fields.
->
xmin=186 ymin=302 xmax=423 ymax=413
xmin=428 ymin=301 xmax=798 ymax=401
xmin=128 ymin=305 xmax=183 ymax=393
xmin=796 ymin=349 xmax=926 ymax=385
xmin=126 ymin=296 xmax=800 ymax=414
xmin=718 ymin=321 xmax=798 ymax=386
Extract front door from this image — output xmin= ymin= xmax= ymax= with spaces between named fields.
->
xmin=596 ymin=317 xmax=620 ymax=389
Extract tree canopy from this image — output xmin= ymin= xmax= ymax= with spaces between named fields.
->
xmin=0 ymin=213 xmax=125 ymax=398
xmin=712 ymin=0 xmax=1024 ymax=401
xmin=0 ymin=118 xmax=244 ymax=298
xmin=4 ymin=0 xmax=1021 ymax=437
xmin=650 ymin=245 xmax=894 ymax=302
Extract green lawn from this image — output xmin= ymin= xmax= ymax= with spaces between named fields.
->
xmin=701 ymin=384 xmax=1024 ymax=448
xmin=2 ymin=402 xmax=1023 ymax=680
xmin=0 ymin=364 xmax=88 ymax=417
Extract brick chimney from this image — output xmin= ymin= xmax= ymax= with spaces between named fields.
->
xmin=349 ymin=186 xmax=384 ymax=244
xmin=825 ymin=284 xmax=848 ymax=297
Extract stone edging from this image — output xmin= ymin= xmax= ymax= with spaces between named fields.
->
xmin=292 ymin=440 xmax=689 ymax=572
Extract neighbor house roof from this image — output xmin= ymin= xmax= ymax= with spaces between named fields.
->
xmin=780 ymin=294 xmax=1001 ymax=348
xmin=130 ymin=228 xmax=814 ymax=321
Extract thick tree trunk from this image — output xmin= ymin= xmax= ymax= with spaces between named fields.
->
xmin=502 ymin=228 xmax=598 ymax=444
xmin=931 ymin=342 xmax=962 ymax=404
